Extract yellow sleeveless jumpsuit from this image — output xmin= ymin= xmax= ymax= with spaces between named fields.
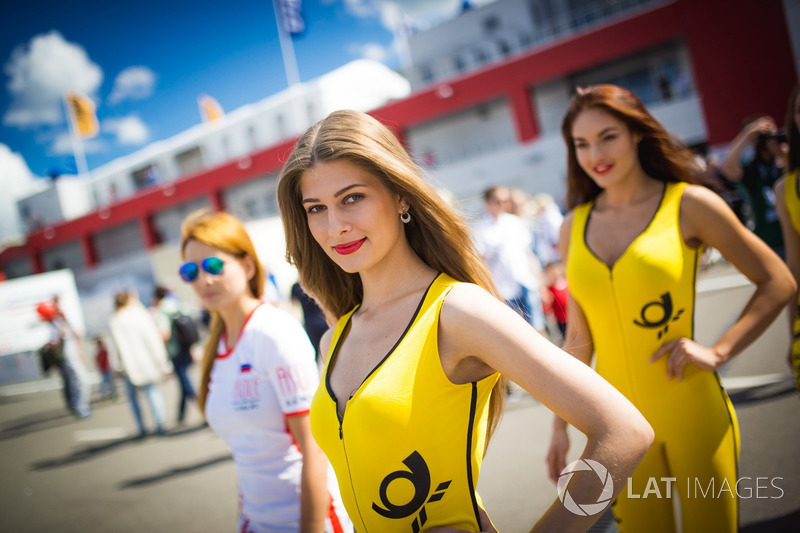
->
xmin=310 ymin=274 xmax=499 ymax=533
xmin=567 ymin=182 xmax=739 ymax=532
xmin=784 ymin=169 xmax=800 ymax=392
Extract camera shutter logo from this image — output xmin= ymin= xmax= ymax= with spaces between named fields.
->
xmin=557 ymin=459 xmax=614 ymax=516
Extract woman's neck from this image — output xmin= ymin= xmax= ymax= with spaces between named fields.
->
xmin=599 ymin=172 xmax=662 ymax=209
xmin=357 ymin=245 xmax=437 ymax=316
xmin=218 ymin=296 xmax=262 ymax=348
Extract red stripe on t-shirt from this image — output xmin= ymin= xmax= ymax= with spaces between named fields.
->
xmin=218 ymin=303 xmax=266 ymax=359
xmin=284 ymin=409 xmax=310 ymax=418
xmin=327 ymin=494 xmax=345 ymax=533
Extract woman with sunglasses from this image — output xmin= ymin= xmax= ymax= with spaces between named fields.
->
xmin=277 ymin=109 xmax=654 ymax=532
xmin=547 ymin=85 xmax=794 ymax=532
xmin=179 ymin=210 xmax=350 ymax=533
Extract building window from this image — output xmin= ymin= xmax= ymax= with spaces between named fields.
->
xmin=248 ymin=125 xmax=259 ymax=151
xmin=131 ymin=164 xmax=160 ymax=189
xmin=498 ymin=40 xmax=511 ymax=57
xmin=221 ymin=136 xmax=230 ymax=159
xmin=275 ymin=115 xmax=287 ymax=139
xmin=306 ymin=101 xmax=316 ymax=124
xmin=484 ymin=15 xmax=500 ymax=33
xmin=243 ymin=199 xmax=256 ymax=219
xmin=421 ymin=66 xmax=433 ymax=83
xmin=175 ymin=146 xmax=205 ymax=176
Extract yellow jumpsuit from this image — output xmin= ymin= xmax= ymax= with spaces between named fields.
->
xmin=784 ymin=169 xmax=800 ymax=392
xmin=567 ymin=182 xmax=739 ymax=532
xmin=310 ymin=274 xmax=499 ymax=533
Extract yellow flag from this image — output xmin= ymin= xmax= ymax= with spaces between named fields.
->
xmin=65 ymin=92 xmax=99 ymax=138
xmin=198 ymin=95 xmax=224 ymax=122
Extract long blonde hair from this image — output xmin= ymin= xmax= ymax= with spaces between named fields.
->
xmin=180 ymin=210 xmax=265 ymax=416
xmin=276 ymin=109 xmax=506 ymax=439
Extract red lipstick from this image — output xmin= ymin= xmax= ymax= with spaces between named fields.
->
xmin=333 ymin=238 xmax=366 ymax=255
xmin=593 ymin=163 xmax=613 ymax=175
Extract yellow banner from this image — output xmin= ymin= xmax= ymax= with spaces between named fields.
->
xmin=65 ymin=92 xmax=99 ymax=138
xmin=198 ymin=95 xmax=224 ymax=122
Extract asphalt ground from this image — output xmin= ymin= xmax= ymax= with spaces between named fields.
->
xmin=1 ymin=262 xmax=798 ymax=532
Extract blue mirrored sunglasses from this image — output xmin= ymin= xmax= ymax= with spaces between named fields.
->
xmin=179 ymin=256 xmax=224 ymax=282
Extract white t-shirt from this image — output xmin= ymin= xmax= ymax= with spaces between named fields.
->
xmin=205 ymin=304 xmax=350 ymax=533
xmin=473 ymin=212 xmax=539 ymax=300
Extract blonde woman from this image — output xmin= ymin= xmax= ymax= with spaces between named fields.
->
xmin=180 ymin=211 xmax=349 ymax=533
xmin=277 ymin=109 xmax=654 ymax=532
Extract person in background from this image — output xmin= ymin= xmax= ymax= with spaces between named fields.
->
xmin=277 ymin=109 xmax=653 ymax=532
xmin=94 ymin=336 xmax=117 ymax=401
xmin=152 ymin=286 xmax=197 ymax=425
xmin=51 ymin=295 xmax=92 ymax=418
xmin=530 ymin=193 xmax=565 ymax=267
xmin=473 ymin=185 xmax=547 ymax=336
xmin=290 ymin=281 xmax=329 ymax=362
xmin=549 ymin=84 xmax=794 ymax=532
xmin=694 ymin=152 xmax=753 ymax=229
xmin=180 ymin=210 xmax=349 ymax=533
xmin=720 ymin=114 xmax=787 ymax=256
xmin=543 ymin=261 xmax=568 ymax=342
xmin=774 ymin=82 xmax=800 ymax=393
xmin=109 ymin=290 xmax=172 ymax=438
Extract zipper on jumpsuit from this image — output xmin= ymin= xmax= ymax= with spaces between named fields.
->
xmin=336 ymin=398 xmax=368 ymax=532
xmin=608 ymin=268 xmax=638 ymax=403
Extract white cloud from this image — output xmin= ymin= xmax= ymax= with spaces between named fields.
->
xmin=103 ymin=114 xmax=149 ymax=145
xmin=341 ymin=1 xmax=499 ymax=32
xmin=0 ymin=144 xmax=47 ymax=245
xmin=49 ymin=131 xmax=105 ymax=156
xmin=349 ymin=42 xmax=389 ymax=62
xmin=343 ymin=0 xmax=381 ymax=18
xmin=339 ymin=1 xmax=498 ymax=67
xmin=3 ymin=31 xmax=103 ymax=128
xmin=108 ymin=66 xmax=157 ymax=105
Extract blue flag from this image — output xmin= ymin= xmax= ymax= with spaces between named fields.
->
xmin=279 ymin=0 xmax=304 ymax=35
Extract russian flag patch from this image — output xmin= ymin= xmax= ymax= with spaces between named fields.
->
xmin=240 ymin=364 xmax=252 ymax=373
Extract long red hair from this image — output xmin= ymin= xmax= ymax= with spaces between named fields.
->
xmin=784 ymin=82 xmax=800 ymax=173
xmin=561 ymin=84 xmax=697 ymax=209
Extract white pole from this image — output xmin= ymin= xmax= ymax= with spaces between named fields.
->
xmin=63 ymin=95 xmax=89 ymax=177
xmin=271 ymin=0 xmax=309 ymax=134
xmin=272 ymin=0 xmax=301 ymax=87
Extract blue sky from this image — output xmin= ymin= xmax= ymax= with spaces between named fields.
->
xmin=0 ymin=0 xmax=494 ymax=241
xmin=1 ymin=0 xmax=400 ymax=177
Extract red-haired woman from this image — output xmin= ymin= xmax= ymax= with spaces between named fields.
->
xmin=775 ymin=82 xmax=800 ymax=393
xmin=547 ymin=84 xmax=795 ymax=532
